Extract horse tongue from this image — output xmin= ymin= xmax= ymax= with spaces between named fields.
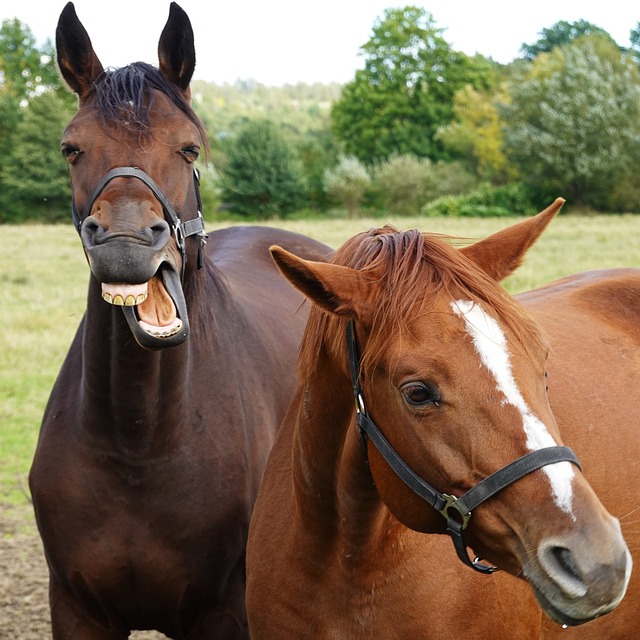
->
xmin=137 ymin=275 xmax=181 ymax=335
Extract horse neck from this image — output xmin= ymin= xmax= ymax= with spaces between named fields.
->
xmin=291 ymin=348 xmax=392 ymax=556
xmin=80 ymin=275 xmax=195 ymax=452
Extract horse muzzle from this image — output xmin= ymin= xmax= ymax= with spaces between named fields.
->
xmin=526 ymin=521 xmax=632 ymax=626
xmin=81 ymin=217 xmax=190 ymax=350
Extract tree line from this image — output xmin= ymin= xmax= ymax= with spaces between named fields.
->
xmin=2 ymin=7 xmax=640 ymax=223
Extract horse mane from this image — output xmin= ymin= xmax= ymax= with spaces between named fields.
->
xmin=90 ymin=62 xmax=208 ymax=151
xmin=299 ymin=225 xmax=547 ymax=379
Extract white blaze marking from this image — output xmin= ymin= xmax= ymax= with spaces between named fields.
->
xmin=451 ymin=300 xmax=575 ymax=516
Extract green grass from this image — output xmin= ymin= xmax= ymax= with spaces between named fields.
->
xmin=1 ymin=214 xmax=639 ymax=510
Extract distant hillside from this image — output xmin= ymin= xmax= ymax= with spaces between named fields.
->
xmin=191 ymin=79 xmax=343 ymax=138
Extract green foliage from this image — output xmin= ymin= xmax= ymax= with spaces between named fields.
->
xmin=195 ymin=163 xmax=222 ymax=223
xmin=521 ymin=20 xmax=617 ymax=61
xmin=297 ymin=128 xmax=341 ymax=210
xmin=422 ymin=182 xmax=535 ymax=217
xmin=323 ymin=155 xmax=371 ymax=217
xmin=0 ymin=18 xmax=75 ymax=223
xmin=0 ymin=18 xmax=60 ymax=101
xmin=219 ymin=119 xmax=308 ymax=218
xmin=371 ymin=154 xmax=435 ymax=215
xmin=192 ymin=79 xmax=340 ymax=138
xmin=437 ymin=84 xmax=518 ymax=183
xmin=330 ymin=6 xmax=497 ymax=162
xmin=630 ymin=23 xmax=640 ymax=66
xmin=502 ymin=35 xmax=640 ymax=210
xmin=429 ymin=160 xmax=479 ymax=198
xmin=0 ymin=91 xmax=73 ymax=222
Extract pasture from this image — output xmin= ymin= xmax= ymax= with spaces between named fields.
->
xmin=1 ymin=212 xmax=639 ymax=636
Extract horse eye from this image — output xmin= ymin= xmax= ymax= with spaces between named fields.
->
xmin=401 ymin=382 xmax=441 ymax=407
xmin=61 ymin=144 xmax=81 ymax=161
xmin=181 ymin=146 xmax=200 ymax=162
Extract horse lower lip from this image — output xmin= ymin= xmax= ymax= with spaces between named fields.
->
xmin=530 ymin=583 xmax=591 ymax=627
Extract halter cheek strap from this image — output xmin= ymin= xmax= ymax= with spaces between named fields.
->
xmin=71 ymin=166 xmax=207 ymax=278
xmin=346 ymin=320 xmax=581 ymax=574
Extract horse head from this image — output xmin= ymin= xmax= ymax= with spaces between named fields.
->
xmin=56 ymin=2 xmax=206 ymax=349
xmin=269 ymin=199 xmax=631 ymax=627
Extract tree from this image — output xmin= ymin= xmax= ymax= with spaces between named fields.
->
xmin=219 ymin=119 xmax=307 ymax=218
xmin=330 ymin=6 xmax=495 ymax=163
xmin=0 ymin=18 xmax=60 ymax=101
xmin=0 ymin=90 xmax=73 ymax=222
xmin=437 ymin=84 xmax=518 ymax=183
xmin=297 ymin=128 xmax=340 ymax=210
xmin=629 ymin=23 xmax=640 ymax=66
xmin=0 ymin=18 xmax=72 ymax=222
xmin=0 ymin=19 xmax=63 ymax=161
xmin=502 ymin=35 xmax=640 ymax=209
xmin=521 ymin=20 xmax=617 ymax=61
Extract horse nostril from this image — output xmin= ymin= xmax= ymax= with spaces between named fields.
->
xmin=540 ymin=544 xmax=587 ymax=598
xmin=80 ymin=217 xmax=105 ymax=247
xmin=149 ymin=219 xmax=171 ymax=248
xmin=552 ymin=547 xmax=582 ymax=583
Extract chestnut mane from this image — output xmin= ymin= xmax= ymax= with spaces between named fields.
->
xmin=298 ymin=225 xmax=547 ymax=378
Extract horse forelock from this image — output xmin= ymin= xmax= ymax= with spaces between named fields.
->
xmin=90 ymin=62 xmax=208 ymax=149
xmin=298 ymin=226 xmax=547 ymax=381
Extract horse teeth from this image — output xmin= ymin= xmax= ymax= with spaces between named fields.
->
xmin=101 ymin=283 xmax=148 ymax=306
xmin=142 ymin=319 xmax=182 ymax=338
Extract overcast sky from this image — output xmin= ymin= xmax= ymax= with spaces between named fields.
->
xmin=3 ymin=1 xmax=639 ymax=85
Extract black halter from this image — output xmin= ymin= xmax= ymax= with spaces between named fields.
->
xmin=346 ymin=320 xmax=581 ymax=574
xmin=71 ymin=166 xmax=207 ymax=278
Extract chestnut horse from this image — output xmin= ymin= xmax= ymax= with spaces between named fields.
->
xmin=246 ymin=199 xmax=635 ymax=638
xmin=29 ymin=3 xmax=328 ymax=638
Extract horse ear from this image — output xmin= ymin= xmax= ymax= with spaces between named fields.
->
xmin=270 ymin=246 xmax=377 ymax=321
xmin=158 ymin=2 xmax=196 ymax=96
xmin=56 ymin=2 xmax=104 ymax=100
xmin=460 ymin=198 xmax=564 ymax=281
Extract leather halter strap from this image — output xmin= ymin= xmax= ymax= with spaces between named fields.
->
xmin=71 ymin=166 xmax=207 ymax=276
xmin=346 ymin=320 xmax=581 ymax=574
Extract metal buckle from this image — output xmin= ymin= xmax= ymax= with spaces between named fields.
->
xmin=173 ymin=218 xmax=185 ymax=250
xmin=355 ymin=391 xmax=366 ymax=416
xmin=439 ymin=494 xmax=472 ymax=530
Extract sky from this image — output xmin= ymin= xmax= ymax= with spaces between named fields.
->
xmin=3 ymin=1 xmax=639 ymax=86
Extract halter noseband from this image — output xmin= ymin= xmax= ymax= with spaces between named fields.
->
xmin=71 ymin=166 xmax=207 ymax=277
xmin=346 ymin=320 xmax=581 ymax=574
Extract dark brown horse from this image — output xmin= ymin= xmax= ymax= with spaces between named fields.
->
xmin=29 ymin=3 xmax=328 ymax=638
xmin=246 ymin=200 xmax=634 ymax=638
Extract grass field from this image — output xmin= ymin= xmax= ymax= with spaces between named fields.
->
xmin=1 ymin=213 xmax=640 ymax=513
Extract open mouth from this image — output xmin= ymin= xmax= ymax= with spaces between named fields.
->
xmin=100 ymin=266 xmax=189 ymax=349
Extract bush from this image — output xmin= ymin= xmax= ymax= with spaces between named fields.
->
xmin=422 ymin=182 xmax=536 ymax=217
xmin=430 ymin=161 xmax=479 ymax=199
xmin=323 ymin=155 xmax=371 ymax=218
xmin=371 ymin=154 xmax=435 ymax=215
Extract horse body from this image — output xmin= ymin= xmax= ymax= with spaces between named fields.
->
xmin=246 ymin=202 xmax=633 ymax=638
xmin=30 ymin=4 xmax=328 ymax=638
xmin=521 ymin=268 xmax=640 ymax=639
